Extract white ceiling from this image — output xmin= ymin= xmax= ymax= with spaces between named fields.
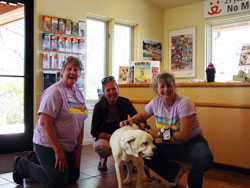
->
xmin=148 ymin=0 xmax=203 ymax=9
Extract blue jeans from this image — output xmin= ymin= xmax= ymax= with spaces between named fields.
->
xmin=144 ymin=135 xmax=213 ymax=188
xmin=17 ymin=144 xmax=80 ymax=188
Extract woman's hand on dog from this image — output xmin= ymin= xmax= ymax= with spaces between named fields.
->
xmin=120 ymin=119 xmax=133 ymax=127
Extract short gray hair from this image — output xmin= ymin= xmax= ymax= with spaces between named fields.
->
xmin=62 ymin=56 xmax=82 ymax=72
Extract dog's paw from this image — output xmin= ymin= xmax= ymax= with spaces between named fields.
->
xmin=122 ymin=179 xmax=130 ymax=185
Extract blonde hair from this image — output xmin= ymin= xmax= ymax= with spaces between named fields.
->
xmin=152 ymin=72 xmax=176 ymax=95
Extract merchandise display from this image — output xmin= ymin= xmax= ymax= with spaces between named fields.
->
xmin=40 ymin=15 xmax=86 ymax=91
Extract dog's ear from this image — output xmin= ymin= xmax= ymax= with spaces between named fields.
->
xmin=120 ymin=135 xmax=139 ymax=157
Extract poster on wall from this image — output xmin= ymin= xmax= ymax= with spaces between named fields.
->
xmin=169 ymin=27 xmax=196 ymax=78
xmin=143 ymin=40 xmax=162 ymax=62
xmin=204 ymin=0 xmax=250 ymax=18
xmin=239 ymin=43 xmax=250 ymax=66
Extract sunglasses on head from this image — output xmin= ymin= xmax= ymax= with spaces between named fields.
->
xmin=101 ymin=76 xmax=116 ymax=86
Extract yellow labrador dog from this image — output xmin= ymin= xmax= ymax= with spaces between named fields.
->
xmin=110 ymin=124 xmax=157 ymax=188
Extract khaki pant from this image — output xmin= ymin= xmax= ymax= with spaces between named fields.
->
xmin=93 ymin=139 xmax=112 ymax=158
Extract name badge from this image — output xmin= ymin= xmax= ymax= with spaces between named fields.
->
xmin=162 ymin=128 xmax=171 ymax=141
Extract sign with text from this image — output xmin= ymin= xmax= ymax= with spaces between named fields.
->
xmin=204 ymin=0 xmax=250 ymax=18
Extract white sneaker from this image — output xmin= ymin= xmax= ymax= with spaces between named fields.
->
xmin=166 ymin=166 xmax=185 ymax=187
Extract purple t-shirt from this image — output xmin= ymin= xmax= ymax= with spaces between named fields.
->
xmin=145 ymin=94 xmax=201 ymax=142
xmin=33 ymin=80 xmax=88 ymax=152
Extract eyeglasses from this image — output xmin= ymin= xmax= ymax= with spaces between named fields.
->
xmin=101 ymin=76 xmax=116 ymax=86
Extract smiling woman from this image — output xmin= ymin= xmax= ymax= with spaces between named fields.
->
xmin=91 ymin=76 xmax=145 ymax=171
xmin=61 ymin=56 xmax=82 ymax=91
xmin=13 ymin=55 xmax=88 ymax=187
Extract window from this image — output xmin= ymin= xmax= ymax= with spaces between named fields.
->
xmin=208 ymin=19 xmax=250 ymax=82
xmin=86 ymin=18 xmax=134 ymax=100
xmin=112 ymin=24 xmax=133 ymax=80
xmin=86 ymin=19 xmax=106 ymax=100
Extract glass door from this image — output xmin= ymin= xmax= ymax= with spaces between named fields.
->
xmin=0 ymin=0 xmax=33 ymax=154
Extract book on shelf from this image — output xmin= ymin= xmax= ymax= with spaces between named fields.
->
xmin=42 ymin=33 xmax=51 ymax=50
xmin=152 ymin=66 xmax=159 ymax=81
xmin=51 ymin=17 xmax=58 ymax=33
xmin=130 ymin=61 xmax=160 ymax=83
xmin=42 ymin=52 xmax=50 ymax=69
xmin=57 ymin=36 xmax=65 ymax=52
xmin=71 ymin=38 xmax=78 ymax=53
xmin=78 ymin=38 xmax=85 ymax=54
xmin=118 ymin=66 xmax=129 ymax=84
xmin=72 ymin=20 xmax=78 ymax=36
xmin=58 ymin=18 xmax=66 ymax=34
xmin=65 ymin=19 xmax=72 ymax=35
xmin=42 ymin=15 xmax=51 ymax=32
xmin=134 ymin=62 xmax=151 ymax=83
xmin=150 ymin=61 xmax=160 ymax=81
xmin=50 ymin=34 xmax=58 ymax=51
xmin=65 ymin=37 xmax=72 ymax=52
xmin=78 ymin=21 xmax=85 ymax=37
xmin=58 ymin=53 xmax=65 ymax=70
xmin=50 ymin=53 xmax=58 ymax=69
xmin=128 ymin=66 xmax=134 ymax=84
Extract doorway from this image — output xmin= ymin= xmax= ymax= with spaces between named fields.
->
xmin=0 ymin=0 xmax=33 ymax=154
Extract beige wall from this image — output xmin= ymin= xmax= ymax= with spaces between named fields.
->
xmin=33 ymin=0 xmax=164 ymax=124
xmin=163 ymin=2 xmax=250 ymax=80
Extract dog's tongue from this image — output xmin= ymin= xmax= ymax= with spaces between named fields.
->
xmin=139 ymin=152 xmax=145 ymax=158
xmin=139 ymin=152 xmax=152 ymax=160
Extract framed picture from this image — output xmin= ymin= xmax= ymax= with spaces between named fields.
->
xmin=143 ymin=40 xmax=162 ymax=62
xmin=169 ymin=27 xmax=196 ymax=78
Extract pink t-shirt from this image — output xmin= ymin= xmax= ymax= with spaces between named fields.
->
xmin=33 ymin=80 xmax=88 ymax=152
xmin=145 ymin=94 xmax=202 ymax=142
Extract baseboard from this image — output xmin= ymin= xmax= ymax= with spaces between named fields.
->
xmin=83 ymin=138 xmax=93 ymax=145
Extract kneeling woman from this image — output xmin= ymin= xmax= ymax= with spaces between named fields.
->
xmin=13 ymin=56 xmax=88 ymax=188
xmin=120 ymin=72 xmax=213 ymax=188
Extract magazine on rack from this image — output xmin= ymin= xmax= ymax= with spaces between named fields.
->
xmin=57 ymin=36 xmax=65 ymax=52
xmin=65 ymin=19 xmax=72 ymax=35
xmin=42 ymin=52 xmax=50 ymax=69
xmin=65 ymin=37 xmax=72 ymax=53
xmin=78 ymin=38 xmax=85 ymax=54
xmin=78 ymin=21 xmax=85 ymax=37
xmin=58 ymin=53 xmax=65 ymax=70
xmin=42 ymin=15 xmax=51 ymax=32
xmin=43 ymin=72 xmax=57 ymax=90
xmin=58 ymin=18 xmax=66 ymax=34
xmin=51 ymin=17 xmax=58 ymax=33
xmin=50 ymin=34 xmax=58 ymax=51
xmin=71 ymin=38 xmax=78 ymax=53
xmin=50 ymin=53 xmax=58 ymax=69
xmin=72 ymin=20 xmax=78 ymax=36
xmin=42 ymin=33 xmax=51 ymax=50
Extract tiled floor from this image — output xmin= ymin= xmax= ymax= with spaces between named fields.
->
xmin=0 ymin=145 xmax=250 ymax=188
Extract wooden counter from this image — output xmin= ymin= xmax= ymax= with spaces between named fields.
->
xmin=119 ymin=82 xmax=250 ymax=169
